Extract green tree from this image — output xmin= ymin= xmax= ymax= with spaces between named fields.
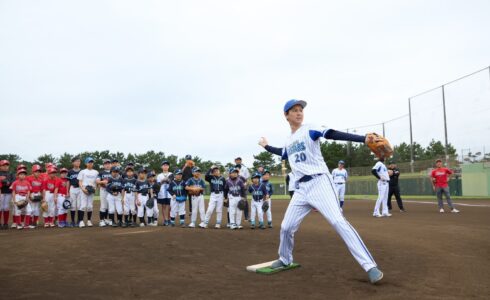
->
xmin=425 ymin=139 xmax=457 ymax=159
xmin=253 ymin=151 xmax=278 ymax=170
xmin=35 ymin=154 xmax=57 ymax=166
xmin=58 ymin=152 xmax=74 ymax=169
xmin=320 ymin=141 xmax=347 ymax=169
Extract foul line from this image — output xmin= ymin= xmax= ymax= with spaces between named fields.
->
xmin=114 ymin=230 xmax=153 ymax=236
xmin=401 ymin=200 xmax=490 ymax=208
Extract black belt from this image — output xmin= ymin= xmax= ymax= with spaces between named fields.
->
xmin=298 ymin=174 xmax=323 ymax=183
xmin=212 ymin=191 xmax=223 ymax=194
xmin=335 ymin=182 xmax=345 ymax=185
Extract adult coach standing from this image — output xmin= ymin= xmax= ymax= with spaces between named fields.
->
xmin=387 ymin=161 xmax=405 ymax=212
xmin=431 ymin=159 xmax=460 ymax=213
xmin=234 ymin=157 xmax=250 ymax=180
xmin=182 ymin=155 xmax=194 ymax=216
xmin=259 ymin=99 xmax=385 ymax=284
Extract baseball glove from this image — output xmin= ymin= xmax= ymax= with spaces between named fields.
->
xmin=85 ymin=185 xmax=95 ymax=195
xmin=237 ymin=199 xmax=247 ymax=211
xmin=223 ymin=198 xmax=229 ymax=208
xmin=365 ymin=133 xmax=393 ymax=159
xmin=146 ymin=198 xmax=155 ymax=209
xmin=16 ymin=199 xmax=28 ymax=209
xmin=187 ymin=186 xmax=202 ymax=196
xmin=41 ymin=201 xmax=48 ymax=212
xmin=262 ymin=200 xmax=269 ymax=212
xmin=62 ymin=199 xmax=72 ymax=210
xmin=31 ymin=193 xmax=42 ymax=202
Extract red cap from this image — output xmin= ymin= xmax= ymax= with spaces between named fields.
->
xmin=0 ymin=160 xmax=9 ymax=166
xmin=60 ymin=168 xmax=68 ymax=173
xmin=48 ymin=168 xmax=58 ymax=174
xmin=17 ymin=169 xmax=27 ymax=175
xmin=46 ymin=163 xmax=54 ymax=168
xmin=16 ymin=164 xmax=27 ymax=171
xmin=32 ymin=164 xmax=42 ymax=172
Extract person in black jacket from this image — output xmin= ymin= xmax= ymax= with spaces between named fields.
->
xmin=387 ymin=161 xmax=405 ymax=212
xmin=182 ymin=155 xmax=194 ymax=216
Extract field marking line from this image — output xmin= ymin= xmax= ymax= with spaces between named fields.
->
xmin=114 ymin=230 xmax=153 ymax=236
xmin=397 ymin=200 xmax=490 ymax=208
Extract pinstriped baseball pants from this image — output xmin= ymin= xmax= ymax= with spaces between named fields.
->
xmin=278 ymin=174 xmax=377 ymax=272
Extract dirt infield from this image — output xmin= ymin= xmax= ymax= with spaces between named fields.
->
xmin=1 ymin=199 xmax=489 ymax=300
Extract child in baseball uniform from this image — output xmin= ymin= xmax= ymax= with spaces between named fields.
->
xmin=168 ymin=169 xmax=187 ymax=227
xmin=42 ymin=168 xmax=59 ymax=228
xmin=202 ymin=166 xmax=225 ymax=229
xmin=26 ymin=164 xmax=45 ymax=227
xmin=122 ymin=166 xmax=137 ymax=227
xmin=156 ymin=161 xmax=173 ymax=226
xmin=0 ymin=160 xmax=16 ymax=229
xmin=135 ymin=168 xmax=153 ymax=227
xmin=67 ymin=157 xmax=82 ymax=227
xmin=248 ymin=172 xmax=269 ymax=229
xmin=96 ymin=159 xmax=112 ymax=227
xmin=332 ymin=160 xmax=348 ymax=210
xmin=261 ymin=169 xmax=273 ymax=228
xmin=77 ymin=157 xmax=99 ymax=228
xmin=54 ymin=168 xmax=70 ymax=228
xmin=106 ymin=166 xmax=125 ymax=227
xmin=185 ymin=167 xmax=206 ymax=228
xmin=224 ymin=167 xmax=246 ymax=230
xmin=148 ymin=171 xmax=160 ymax=226
xmin=371 ymin=158 xmax=391 ymax=217
xmin=10 ymin=169 xmax=32 ymax=230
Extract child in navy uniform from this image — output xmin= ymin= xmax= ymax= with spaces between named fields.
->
xmin=185 ymin=167 xmax=206 ymax=228
xmin=122 ymin=167 xmax=137 ymax=227
xmin=248 ymin=173 xmax=269 ymax=229
xmin=168 ymin=169 xmax=187 ymax=227
xmin=261 ymin=169 xmax=274 ymax=228
xmin=106 ymin=167 xmax=125 ymax=227
xmin=135 ymin=169 xmax=153 ymax=227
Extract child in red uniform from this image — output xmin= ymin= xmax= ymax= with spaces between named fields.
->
xmin=10 ymin=169 xmax=32 ymax=230
xmin=42 ymin=168 xmax=58 ymax=227
xmin=26 ymin=165 xmax=45 ymax=227
xmin=55 ymin=168 xmax=69 ymax=228
xmin=431 ymin=159 xmax=460 ymax=213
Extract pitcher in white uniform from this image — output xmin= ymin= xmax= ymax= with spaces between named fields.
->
xmin=259 ymin=99 xmax=384 ymax=284
xmin=331 ymin=160 xmax=348 ymax=210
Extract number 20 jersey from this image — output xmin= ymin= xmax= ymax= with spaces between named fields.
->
xmin=282 ymin=124 xmax=330 ymax=178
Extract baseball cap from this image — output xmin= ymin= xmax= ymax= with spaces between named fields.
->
xmin=147 ymin=171 xmax=156 ymax=177
xmin=185 ymin=155 xmax=192 ymax=160
xmin=16 ymin=169 xmax=27 ymax=175
xmin=211 ymin=165 xmax=219 ymax=171
xmin=0 ymin=160 xmax=10 ymax=166
xmin=60 ymin=168 xmax=68 ymax=173
xmin=235 ymin=157 xmax=242 ymax=161
xmin=284 ymin=99 xmax=307 ymax=113
xmin=111 ymin=158 xmax=119 ymax=163
xmin=16 ymin=164 xmax=27 ymax=171
xmin=125 ymin=165 xmax=134 ymax=171
xmin=161 ymin=161 xmax=170 ymax=166
xmin=103 ymin=159 xmax=111 ymax=164
xmin=435 ymin=159 xmax=442 ymax=163
xmin=192 ymin=167 xmax=201 ymax=173
xmin=138 ymin=168 xmax=147 ymax=174
xmin=85 ymin=157 xmax=94 ymax=164
xmin=251 ymin=172 xmax=261 ymax=179
xmin=263 ymin=169 xmax=271 ymax=175
xmin=48 ymin=168 xmax=58 ymax=174
xmin=229 ymin=167 xmax=239 ymax=174
xmin=110 ymin=166 xmax=121 ymax=173
xmin=32 ymin=165 xmax=42 ymax=172
xmin=338 ymin=160 xmax=345 ymax=165
xmin=174 ymin=169 xmax=183 ymax=175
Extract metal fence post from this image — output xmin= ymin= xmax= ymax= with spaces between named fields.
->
xmin=408 ymin=98 xmax=414 ymax=173
xmin=441 ymin=85 xmax=449 ymax=166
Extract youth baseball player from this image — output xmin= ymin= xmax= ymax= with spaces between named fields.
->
xmin=168 ymin=169 xmax=187 ymax=227
xmin=224 ymin=167 xmax=246 ymax=230
xmin=42 ymin=168 xmax=59 ymax=228
xmin=286 ymin=172 xmax=295 ymax=199
xmin=122 ymin=166 xmax=137 ymax=227
xmin=332 ymin=160 xmax=348 ymax=210
xmin=135 ymin=168 xmax=153 ymax=227
xmin=148 ymin=171 xmax=159 ymax=226
xmin=202 ymin=166 xmax=225 ymax=228
xmin=259 ymin=99 xmax=384 ymax=284
xmin=185 ymin=167 xmax=206 ymax=228
xmin=10 ymin=169 xmax=32 ymax=230
xmin=77 ymin=157 xmax=99 ymax=228
xmin=156 ymin=161 xmax=173 ymax=226
xmin=248 ymin=173 xmax=268 ymax=229
xmin=67 ymin=157 xmax=82 ymax=227
xmin=261 ymin=169 xmax=273 ymax=228
xmin=371 ymin=158 xmax=391 ymax=217
xmin=96 ymin=159 xmax=112 ymax=227
xmin=54 ymin=168 xmax=70 ymax=228
xmin=26 ymin=164 xmax=44 ymax=227
xmin=106 ymin=166 xmax=125 ymax=227
xmin=0 ymin=160 xmax=15 ymax=229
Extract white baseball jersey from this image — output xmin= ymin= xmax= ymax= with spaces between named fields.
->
xmin=156 ymin=172 xmax=173 ymax=199
xmin=332 ymin=168 xmax=348 ymax=184
xmin=372 ymin=161 xmax=390 ymax=181
xmin=77 ymin=169 xmax=99 ymax=187
xmin=281 ymin=124 xmax=330 ymax=179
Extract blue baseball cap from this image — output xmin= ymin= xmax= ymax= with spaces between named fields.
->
xmin=229 ymin=167 xmax=239 ymax=174
xmin=84 ymin=157 xmax=94 ymax=164
xmin=192 ymin=167 xmax=201 ymax=173
xmin=338 ymin=160 xmax=345 ymax=165
xmin=185 ymin=154 xmax=192 ymax=160
xmin=251 ymin=172 xmax=262 ymax=179
xmin=284 ymin=99 xmax=307 ymax=113
xmin=161 ymin=161 xmax=170 ymax=166
xmin=174 ymin=169 xmax=183 ymax=175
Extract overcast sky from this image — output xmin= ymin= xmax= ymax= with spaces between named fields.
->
xmin=1 ymin=0 xmax=489 ymax=165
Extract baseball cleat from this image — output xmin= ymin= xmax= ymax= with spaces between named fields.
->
xmin=44 ymin=223 xmax=49 ymax=228
xmin=11 ymin=223 xmax=17 ymax=229
xmin=99 ymin=220 xmax=106 ymax=227
xmin=28 ymin=225 xmax=36 ymax=229
xmin=451 ymin=208 xmax=460 ymax=213
xmin=270 ymin=260 xmax=287 ymax=269
xmin=439 ymin=208 xmax=445 ymax=213
xmin=238 ymin=225 xmax=243 ymax=229
xmin=259 ymin=224 xmax=266 ymax=229
xmin=87 ymin=220 xmax=93 ymax=227
xmin=139 ymin=223 xmax=145 ymax=227
xmin=112 ymin=222 xmax=118 ymax=227
xmin=214 ymin=224 xmax=221 ymax=229
xmin=17 ymin=226 xmax=23 ymax=230
xmin=381 ymin=213 xmax=392 ymax=217
xmin=188 ymin=223 xmax=196 ymax=228
xmin=268 ymin=222 xmax=273 ymax=228
xmin=230 ymin=224 xmax=238 ymax=230
xmin=367 ymin=267 xmax=384 ymax=284
xmin=149 ymin=222 xmax=157 ymax=227
xmin=373 ymin=213 xmax=382 ymax=218
xmin=198 ymin=222 xmax=207 ymax=229
xmin=250 ymin=224 xmax=255 ymax=229
xmin=121 ymin=222 xmax=128 ymax=228
xmin=79 ymin=221 xmax=85 ymax=228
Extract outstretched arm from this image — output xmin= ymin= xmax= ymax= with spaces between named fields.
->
xmin=309 ymin=129 xmax=366 ymax=143
xmin=258 ymin=137 xmax=284 ymax=156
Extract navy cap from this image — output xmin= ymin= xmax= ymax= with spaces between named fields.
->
xmin=235 ymin=157 xmax=242 ymax=161
xmin=229 ymin=167 xmax=239 ymax=174
xmin=185 ymin=155 xmax=192 ymax=160
xmin=84 ymin=157 xmax=94 ymax=164
xmin=161 ymin=161 xmax=170 ymax=166
xmin=174 ymin=169 xmax=183 ymax=175
xmin=138 ymin=168 xmax=147 ymax=174
xmin=125 ymin=165 xmax=134 ymax=171
xmin=110 ymin=166 xmax=121 ymax=173
xmin=251 ymin=172 xmax=262 ymax=179
xmin=126 ymin=162 xmax=134 ymax=166
xmin=192 ymin=167 xmax=201 ymax=173
xmin=211 ymin=165 xmax=219 ymax=171
xmin=111 ymin=158 xmax=119 ymax=163
xmin=147 ymin=171 xmax=156 ymax=177
xmin=263 ymin=169 xmax=271 ymax=175
xmin=338 ymin=160 xmax=345 ymax=165
xmin=103 ymin=159 xmax=111 ymax=164
xmin=284 ymin=99 xmax=307 ymax=113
